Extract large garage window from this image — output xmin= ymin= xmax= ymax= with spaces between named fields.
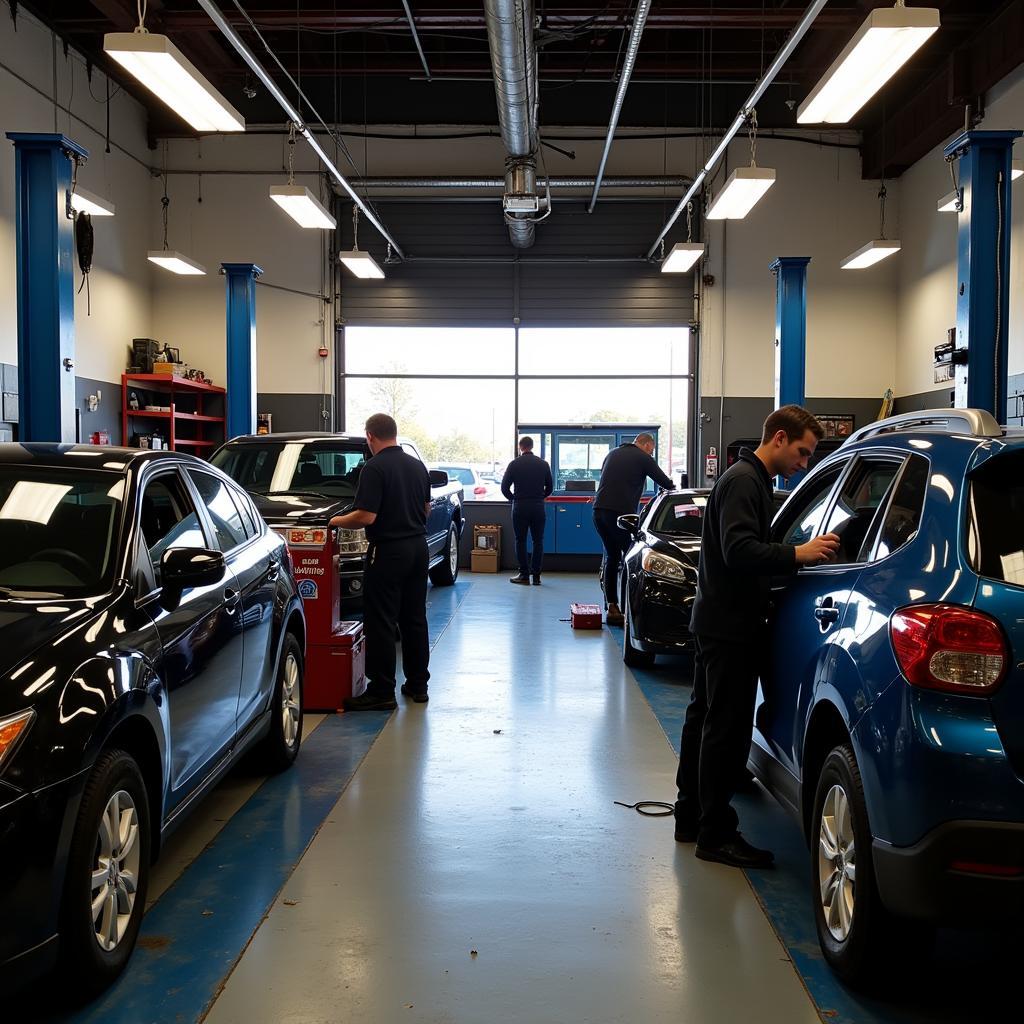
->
xmin=342 ymin=325 xmax=693 ymax=498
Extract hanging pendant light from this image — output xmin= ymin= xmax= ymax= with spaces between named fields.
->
xmin=339 ymin=206 xmax=385 ymax=279
xmin=661 ymin=202 xmax=704 ymax=272
xmin=842 ymin=182 xmax=900 ymax=269
xmin=270 ymin=123 xmax=337 ymax=230
xmin=148 ymin=168 xmax=206 ymax=276
xmin=706 ymin=110 xmax=775 ymax=220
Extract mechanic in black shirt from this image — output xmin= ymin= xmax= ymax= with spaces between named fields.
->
xmin=329 ymin=413 xmax=432 ymax=710
xmin=674 ymin=405 xmax=839 ymax=868
xmin=501 ymin=436 xmax=554 ymax=586
xmin=593 ymin=433 xmax=675 ymax=625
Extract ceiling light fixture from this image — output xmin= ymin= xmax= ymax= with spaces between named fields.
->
xmin=706 ymin=110 xmax=775 ymax=220
xmin=70 ymin=186 xmax=115 ymax=217
xmin=937 ymin=190 xmax=960 ymax=213
xmin=340 ymin=206 xmax=385 ymax=279
xmin=1013 ymin=160 xmax=1024 ymax=181
xmin=104 ymin=4 xmax=244 ymax=133
xmin=148 ymin=166 xmax=206 ymax=276
xmin=842 ymin=182 xmax=900 ymax=269
xmin=661 ymin=202 xmax=704 ymax=272
xmin=797 ymin=4 xmax=940 ymax=125
xmin=270 ymin=123 xmax=337 ymax=229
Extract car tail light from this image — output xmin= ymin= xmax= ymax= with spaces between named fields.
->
xmin=0 ymin=709 xmax=34 ymax=772
xmin=473 ymin=485 xmax=487 ymax=495
xmin=890 ymin=604 xmax=1008 ymax=695
xmin=336 ymin=527 xmax=368 ymax=556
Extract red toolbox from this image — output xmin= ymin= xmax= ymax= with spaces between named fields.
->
xmin=304 ymin=620 xmax=367 ymax=711
xmin=570 ymin=603 xmax=603 ymax=629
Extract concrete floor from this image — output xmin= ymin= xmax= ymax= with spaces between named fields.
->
xmin=203 ymin=574 xmax=819 ymax=1024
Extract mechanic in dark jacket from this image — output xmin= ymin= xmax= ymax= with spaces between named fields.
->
xmin=675 ymin=405 xmax=839 ymax=868
xmin=593 ymin=433 xmax=675 ymax=624
xmin=502 ymin=436 xmax=554 ymax=585
xmin=329 ymin=413 xmax=432 ymax=711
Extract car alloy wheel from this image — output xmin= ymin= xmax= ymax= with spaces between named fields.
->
xmin=90 ymin=789 xmax=142 ymax=953
xmin=449 ymin=529 xmax=459 ymax=577
xmin=282 ymin=649 xmax=301 ymax=749
xmin=818 ymin=782 xmax=856 ymax=942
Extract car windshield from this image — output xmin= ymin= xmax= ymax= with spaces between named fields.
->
xmin=969 ymin=451 xmax=1024 ymax=587
xmin=0 ymin=467 xmax=124 ymax=597
xmin=649 ymin=494 xmax=708 ymax=536
xmin=437 ymin=467 xmax=475 ymax=485
xmin=211 ymin=441 xmax=371 ymax=499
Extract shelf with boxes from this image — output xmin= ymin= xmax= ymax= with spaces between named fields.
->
xmin=121 ymin=373 xmax=226 ymax=457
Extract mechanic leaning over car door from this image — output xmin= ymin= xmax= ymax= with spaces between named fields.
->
xmin=593 ymin=432 xmax=676 ymax=625
xmin=502 ymin=435 xmax=554 ymax=586
xmin=330 ymin=413 xmax=432 ymax=710
xmin=674 ymin=405 xmax=840 ymax=868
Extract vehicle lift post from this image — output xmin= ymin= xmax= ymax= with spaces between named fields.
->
xmin=6 ymin=133 xmax=88 ymax=443
xmin=770 ymin=256 xmax=811 ymax=489
xmin=222 ymin=262 xmax=263 ymax=439
xmin=943 ymin=129 xmax=1021 ymax=418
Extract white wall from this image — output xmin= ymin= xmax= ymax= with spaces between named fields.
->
xmin=0 ymin=2 xmax=153 ymax=384
xmin=895 ymin=65 xmax=1024 ymax=399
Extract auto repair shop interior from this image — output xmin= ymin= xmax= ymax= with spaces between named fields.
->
xmin=3 ymin=1 xmax=1024 ymax=1021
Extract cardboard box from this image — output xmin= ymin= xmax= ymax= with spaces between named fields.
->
xmin=473 ymin=524 xmax=502 ymax=553
xmin=471 ymin=549 xmax=500 ymax=573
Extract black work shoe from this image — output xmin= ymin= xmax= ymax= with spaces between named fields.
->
xmin=532 ymin=575 xmax=541 ymax=585
xmin=400 ymin=683 xmax=429 ymax=704
xmin=695 ymin=833 xmax=775 ymax=868
xmin=510 ymin=574 xmax=531 ymax=586
xmin=343 ymin=690 xmax=398 ymax=712
xmin=674 ymin=819 xmax=699 ymax=843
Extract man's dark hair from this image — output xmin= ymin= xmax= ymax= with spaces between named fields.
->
xmin=365 ymin=412 xmax=398 ymax=441
xmin=761 ymin=404 xmax=825 ymax=445
xmin=519 ymin=436 xmax=534 ymax=451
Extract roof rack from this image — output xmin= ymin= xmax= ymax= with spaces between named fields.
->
xmin=844 ymin=408 xmax=1002 ymax=446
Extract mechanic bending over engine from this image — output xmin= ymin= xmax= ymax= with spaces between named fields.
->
xmin=674 ymin=405 xmax=840 ymax=869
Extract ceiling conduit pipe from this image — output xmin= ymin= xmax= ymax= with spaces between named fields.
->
xmin=351 ymin=176 xmax=689 ymax=189
xmin=484 ymin=0 xmax=540 ymax=248
xmin=588 ymin=0 xmax=653 ymax=214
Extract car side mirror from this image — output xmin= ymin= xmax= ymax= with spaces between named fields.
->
xmin=161 ymin=547 xmax=225 ymax=588
xmin=429 ymin=470 xmax=449 ymax=487
xmin=617 ymin=513 xmax=640 ymax=537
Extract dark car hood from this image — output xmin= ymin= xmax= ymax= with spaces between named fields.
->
xmin=249 ymin=492 xmax=354 ymax=527
xmin=647 ymin=531 xmax=703 ymax=566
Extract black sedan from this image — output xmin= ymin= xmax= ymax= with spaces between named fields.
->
xmin=0 ymin=445 xmax=305 ymax=995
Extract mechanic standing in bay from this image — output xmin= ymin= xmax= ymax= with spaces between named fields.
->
xmin=674 ymin=405 xmax=839 ymax=867
xmin=329 ymin=413 xmax=432 ymax=710
xmin=502 ymin=435 xmax=554 ymax=586
xmin=593 ymin=432 xmax=675 ymax=625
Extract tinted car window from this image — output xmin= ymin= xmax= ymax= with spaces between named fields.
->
xmin=968 ymin=450 xmax=1024 ymax=586
xmin=228 ymin=483 xmax=260 ymax=538
xmin=650 ymin=494 xmax=708 ymax=536
xmin=211 ymin=440 xmax=370 ymax=500
xmin=189 ymin=471 xmax=249 ymax=551
xmin=777 ymin=464 xmax=845 ymax=546
xmin=141 ymin=474 xmax=206 ymax=580
xmin=823 ymin=458 xmax=902 ymax=565
xmin=438 ymin=467 xmax=475 ymax=486
xmin=0 ymin=468 xmax=124 ymax=596
xmin=871 ymin=454 xmax=928 ymax=560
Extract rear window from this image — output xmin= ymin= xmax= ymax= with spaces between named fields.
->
xmin=437 ymin=467 xmax=474 ymax=486
xmin=969 ymin=453 xmax=1024 ymax=586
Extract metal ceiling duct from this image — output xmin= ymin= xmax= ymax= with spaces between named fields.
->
xmin=484 ymin=0 xmax=540 ymax=248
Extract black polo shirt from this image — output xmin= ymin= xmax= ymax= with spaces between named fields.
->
xmin=594 ymin=443 xmax=676 ymax=515
xmin=501 ymin=452 xmax=554 ymax=503
xmin=352 ymin=445 xmax=430 ymax=543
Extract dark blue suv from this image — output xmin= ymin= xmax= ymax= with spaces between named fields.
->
xmin=750 ymin=409 xmax=1024 ymax=984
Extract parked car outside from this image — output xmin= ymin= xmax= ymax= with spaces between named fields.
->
xmin=749 ymin=409 xmax=1024 ymax=985
xmin=431 ymin=463 xmax=500 ymax=501
xmin=213 ymin=434 xmax=465 ymax=610
xmin=0 ymin=445 xmax=305 ymax=995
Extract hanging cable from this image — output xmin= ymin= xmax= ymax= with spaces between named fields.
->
xmin=995 ymin=170 xmax=1004 ymax=414
xmin=135 ymin=0 xmax=148 ymax=33
xmin=686 ymin=200 xmax=694 ymax=242
xmin=748 ymin=108 xmax=759 ymax=167
xmin=352 ymin=204 xmax=359 ymax=251
xmin=287 ymin=120 xmax=297 ymax=185
xmin=878 ymin=181 xmax=887 ymax=239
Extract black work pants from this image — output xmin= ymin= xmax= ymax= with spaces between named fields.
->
xmin=512 ymin=500 xmax=546 ymax=575
xmin=363 ymin=536 xmax=430 ymax=696
xmin=593 ymin=507 xmax=630 ymax=607
xmin=675 ymin=633 xmax=760 ymax=845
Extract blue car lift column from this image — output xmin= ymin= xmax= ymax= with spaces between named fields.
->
xmin=944 ymin=130 xmax=1021 ymax=417
xmin=6 ymin=133 xmax=88 ymax=442
xmin=770 ymin=256 xmax=810 ymax=488
xmin=222 ymin=263 xmax=263 ymax=439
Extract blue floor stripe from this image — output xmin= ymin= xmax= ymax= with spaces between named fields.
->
xmin=620 ymin=635 xmax=1020 ymax=1024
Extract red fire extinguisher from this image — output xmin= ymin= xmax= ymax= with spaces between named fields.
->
xmin=705 ymin=446 xmax=718 ymax=480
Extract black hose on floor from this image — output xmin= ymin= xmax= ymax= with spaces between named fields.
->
xmin=614 ymin=800 xmax=674 ymax=817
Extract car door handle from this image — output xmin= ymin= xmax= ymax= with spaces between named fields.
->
xmin=224 ymin=588 xmax=241 ymax=614
xmin=813 ymin=606 xmax=839 ymax=625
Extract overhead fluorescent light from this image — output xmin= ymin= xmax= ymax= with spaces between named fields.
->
xmin=339 ymin=250 xmax=385 ymax=279
xmin=269 ymin=185 xmax=337 ymax=229
xmin=1012 ymin=160 xmax=1024 ymax=181
xmin=661 ymin=242 xmax=705 ymax=273
xmin=797 ymin=6 xmax=940 ymax=125
xmin=104 ymin=32 xmax=245 ymax=133
xmin=841 ymin=239 xmax=901 ymax=270
xmin=147 ymin=250 xmax=207 ymax=276
xmin=706 ymin=166 xmax=776 ymax=220
xmin=70 ymin=187 xmax=115 ymax=217
xmin=937 ymin=190 xmax=960 ymax=213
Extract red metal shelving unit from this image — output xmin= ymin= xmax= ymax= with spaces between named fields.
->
xmin=121 ymin=373 xmax=226 ymax=457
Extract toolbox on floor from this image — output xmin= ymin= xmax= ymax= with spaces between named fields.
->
xmin=570 ymin=603 xmax=603 ymax=629
xmin=305 ymin=620 xmax=367 ymax=711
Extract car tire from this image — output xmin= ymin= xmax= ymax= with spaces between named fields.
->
xmin=256 ymin=632 xmax=304 ymax=773
xmin=428 ymin=526 xmax=460 ymax=587
xmin=622 ymin=597 xmax=655 ymax=669
xmin=60 ymin=748 xmax=151 ymax=997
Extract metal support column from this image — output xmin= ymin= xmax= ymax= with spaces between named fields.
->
xmin=222 ymin=263 xmax=263 ymax=439
xmin=770 ymin=256 xmax=810 ymax=490
xmin=944 ymin=129 xmax=1021 ymax=417
xmin=6 ymin=133 xmax=89 ymax=442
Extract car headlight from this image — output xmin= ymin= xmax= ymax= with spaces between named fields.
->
xmin=642 ymin=550 xmax=688 ymax=581
xmin=337 ymin=527 xmax=368 ymax=556
xmin=0 ymin=709 xmax=34 ymax=773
